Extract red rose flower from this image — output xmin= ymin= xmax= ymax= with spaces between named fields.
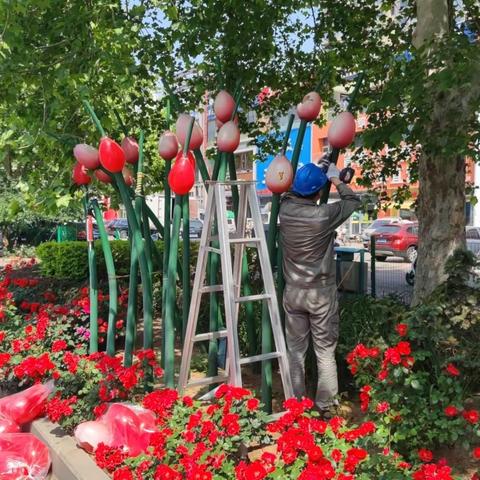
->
xmin=52 ymin=339 xmax=68 ymax=352
xmin=418 ymin=448 xmax=433 ymax=462
xmin=473 ymin=448 xmax=480 ymax=460
xmin=396 ymin=341 xmax=411 ymax=356
xmin=113 ymin=467 xmax=134 ymax=480
xmin=444 ymin=405 xmax=458 ymax=417
xmin=331 ymin=449 xmax=342 ymax=463
xmin=395 ymin=324 xmax=408 ymax=336
xmin=446 ymin=363 xmax=460 ymax=376
xmin=246 ymin=398 xmax=260 ymax=411
xmin=376 ymin=402 xmax=390 ymax=414
xmin=463 ymin=410 xmax=480 ymax=424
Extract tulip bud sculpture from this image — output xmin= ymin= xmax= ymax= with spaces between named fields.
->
xmin=72 ymin=158 xmax=98 ymax=354
xmin=82 ymin=100 xmax=153 ymax=368
xmin=260 ymin=113 xmax=296 ymax=411
xmin=164 ymin=117 xmax=196 ymax=387
xmin=320 ymin=72 xmax=364 ymax=205
xmin=158 ymin=130 xmax=178 ymax=367
xmin=205 ymin=89 xmax=243 ymax=377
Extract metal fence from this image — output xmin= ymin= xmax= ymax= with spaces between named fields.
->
xmin=335 ymin=239 xmax=414 ymax=305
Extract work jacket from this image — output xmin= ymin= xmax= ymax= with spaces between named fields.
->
xmin=279 ymin=183 xmax=361 ymax=288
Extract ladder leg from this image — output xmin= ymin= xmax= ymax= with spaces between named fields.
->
xmin=216 ymin=184 xmax=242 ymax=387
xmin=232 ymin=184 xmax=249 ymax=319
xmin=247 ymin=185 xmax=294 ymax=399
xmin=178 ymin=187 xmax=216 ymax=393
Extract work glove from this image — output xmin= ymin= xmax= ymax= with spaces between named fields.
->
xmin=317 ymin=154 xmax=331 ymax=171
xmin=326 ymin=163 xmax=340 ymax=180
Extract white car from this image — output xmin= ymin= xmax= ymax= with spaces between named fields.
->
xmin=467 ymin=226 xmax=480 ymax=257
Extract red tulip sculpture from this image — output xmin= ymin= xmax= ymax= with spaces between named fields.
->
xmin=121 ymin=136 xmax=139 ymax=164
xmin=94 ymin=169 xmax=112 ymax=183
xmin=214 ymin=90 xmax=235 ymax=123
xmin=72 ymin=162 xmax=92 ymax=185
xmin=265 ymin=154 xmax=293 ymax=193
xmin=122 ymin=167 xmax=134 ymax=187
xmin=99 ymin=137 xmax=126 ymax=173
xmin=73 ymin=144 xmax=100 ymax=170
xmin=176 ymin=114 xmax=203 ymax=150
xmin=327 ymin=112 xmax=356 ymax=149
xmin=158 ymin=131 xmax=179 ymax=160
xmin=168 ymin=151 xmax=195 ymax=195
xmin=217 ymin=120 xmax=240 ymax=153
xmin=297 ymin=92 xmax=322 ymax=121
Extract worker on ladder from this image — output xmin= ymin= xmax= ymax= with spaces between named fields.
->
xmin=279 ymin=161 xmax=361 ymax=416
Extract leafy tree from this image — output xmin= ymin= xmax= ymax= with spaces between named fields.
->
xmin=155 ymin=0 xmax=479 ymax=301
xmin=0 ymin=0 xmax=170 ymax=215
xmin=1 ymin=0 xmax=479 ymax=299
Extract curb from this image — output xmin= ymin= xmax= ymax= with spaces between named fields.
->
xmin=30 ymin=419 xmax=110 ymax=480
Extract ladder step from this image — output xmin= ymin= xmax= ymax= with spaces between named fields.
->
xmin=194 ymin=329 xmax=228 ymax=342
xmin=187 ymin=375 xmax=229 ymax=388
xmin=239 ymin=352 xmax=282 ymax=365
xmin=200 ymin=285 xmax=224 ymax=293
xmin=206 ymin=246 xmax=221 ymax=254
xmin=235 ymin=293 xmax=271 ymax=303
xmin=229 ymin=237 xmax=261 ymax=244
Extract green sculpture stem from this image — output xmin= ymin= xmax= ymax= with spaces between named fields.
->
xmin=193 ymin=149 xmax=210 ymax=184
xmin=82 ymin=100 xmax=106 ymax=137
xmin=164 ymin=196 xmax=182 ymax=387
xmin=161 ymin=159 xmax=172 ymax=368
xmin=124 ymin=131 xmax=147 ymax=367
xmin=261 ymin=113 xmax=295 ymax=412
xmin=164 ymin=115 xmax=195 ymax=384
xmin=227 ymin=153 xmax=257 ymax=363
xmin=182 ymin=195 xmax=190 ymax=341
xmin=91 ymin=198 xmax=118 ymax=356
xmin=83 ymin=190 xmax=98 ymax=354
xmin=207 ymin=152 xmax=227 ymax=376
xmin=114 ymin=173 xmax=154 ymax=357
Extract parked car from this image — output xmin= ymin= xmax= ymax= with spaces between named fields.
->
xmin=189 ymin=219 xmax=203 ymax=239
xmin=466 ymin=226 xmax=480 ymax=256
xmin=370 ymin=222 xmax=418 ymax=262
xmin=104 ymin=218 xmax=129 ymax=239
xmin=361 ymin=217 xmax=403 ymax=247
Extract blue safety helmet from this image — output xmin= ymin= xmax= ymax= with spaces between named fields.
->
xmin=291 ymin=163 xmax=328 ymax=197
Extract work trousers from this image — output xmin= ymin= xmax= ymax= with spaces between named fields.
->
xmin=283 ymin=283 xmax=339 ymax=409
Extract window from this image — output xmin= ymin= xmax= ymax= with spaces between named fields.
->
xmin=407 ymin=226 xmax=419 ymax=235
xmin=466 ymin=228 xmax=480 ymax=240
xmin=322 ymin=139 xmax=330 ymax=154
xmin=376 ymin=226 xmax=401 ymax=234
xmin=391 ymin=168 xmax=402 ymax=183
xmin=235 ymin=151 xmax=253 ymax=171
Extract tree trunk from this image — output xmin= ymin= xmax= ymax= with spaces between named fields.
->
xmin=413 ymin=154 xmax=466 ymax=304
xmin=411 ymin=0 xmax=464 ymax=304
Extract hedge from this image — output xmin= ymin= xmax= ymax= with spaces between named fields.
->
xmin=36 ymin=240 xmax=165 ymax=280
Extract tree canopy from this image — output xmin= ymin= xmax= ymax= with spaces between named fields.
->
xmin=1 ymin=0 xmax=479 ymax=297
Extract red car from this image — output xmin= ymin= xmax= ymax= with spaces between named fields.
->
xmin=370 ymin=222 xmax=418 ymax=262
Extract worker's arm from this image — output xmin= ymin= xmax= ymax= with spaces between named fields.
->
xmin=325 ymin=167 xmax=361 ymax=230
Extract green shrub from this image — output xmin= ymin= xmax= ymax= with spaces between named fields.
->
xmin=337 ymin=295 xmax=407 ymax=359
xmin=36 ymin=240 xmax=166 ymax=280
xmin=37 ymin=241 xmax=88 ymax=280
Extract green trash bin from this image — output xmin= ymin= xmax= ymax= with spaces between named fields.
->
xmin=56 ymin=225 xmax=77 ymax=242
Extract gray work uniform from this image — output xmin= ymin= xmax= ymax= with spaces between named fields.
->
xmin=279 ymin=183 xmax=361 ymax=409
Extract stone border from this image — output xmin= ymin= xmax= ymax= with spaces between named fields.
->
xmin=30 ymin=419 xmax=110 ymax=480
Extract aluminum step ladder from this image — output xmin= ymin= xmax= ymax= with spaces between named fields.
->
xmin=178 ymin=180 xmax=293 ymax=400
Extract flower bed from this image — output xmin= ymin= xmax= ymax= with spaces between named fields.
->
xmin=0 ymin=259 xmax=479 ymax=479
